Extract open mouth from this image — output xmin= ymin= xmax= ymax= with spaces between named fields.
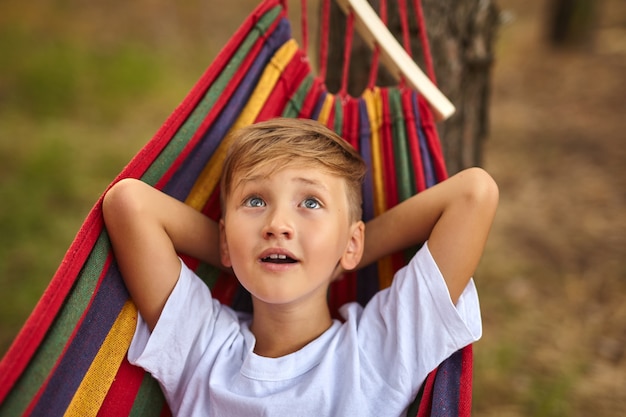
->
xmin=261 ymin=254 xmax=297 ymax=264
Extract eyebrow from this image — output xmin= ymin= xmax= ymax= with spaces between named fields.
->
xmin=292 ymin=176 xmax=329 ymax=191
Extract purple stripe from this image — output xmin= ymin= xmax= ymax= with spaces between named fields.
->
xmin=411 ymin=92 xmax=436 ymax=188
xmin=358 ymin=98 xmax=375 ymax=222
xmin=356 ymin=98 xmax=380 ymax=305
xmin=310 ymin=91 xmax=327 ymax=121
xmin=29 ymin=263 xmax=128 ymax=417
xmin=431 ymin=349 xmax=463 ymax=417
xmin=164 ymin=17 xmax=292 ymax=201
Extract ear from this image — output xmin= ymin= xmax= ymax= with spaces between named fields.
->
xmin=219 ymin=219 xmax=232 ymax=268
xmin=340 ymin=220 xmax=365 ymax=271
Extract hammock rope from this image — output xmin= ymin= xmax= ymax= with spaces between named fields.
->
xmin=413 ymin=0 xmax=437 ymax=83
xmin=340 ymin=10 xmax=355 ymax=96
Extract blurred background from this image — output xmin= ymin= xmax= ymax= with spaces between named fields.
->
xmin=0 ymin=0 xmax=624 ymax=415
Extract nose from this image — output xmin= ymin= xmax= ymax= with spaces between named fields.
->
xmin=262 ymin=206 xmax=294 ymax=240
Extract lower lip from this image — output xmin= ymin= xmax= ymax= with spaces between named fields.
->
xmin=258 ymin=260 xmax=299 ymax=272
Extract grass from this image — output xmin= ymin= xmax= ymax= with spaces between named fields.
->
xmin=0 ymin=3 xmax=213 ymax=353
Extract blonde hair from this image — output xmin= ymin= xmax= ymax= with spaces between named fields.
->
xmin=220 ymin=118 xmax=366 ymax=222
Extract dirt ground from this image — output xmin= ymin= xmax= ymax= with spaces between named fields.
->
xmin=474 ymin=0 xmax=626 ymax=415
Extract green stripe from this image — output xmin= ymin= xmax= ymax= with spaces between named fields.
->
xmin=128 ymin=373 xmax=167 ymax=417
xmin=141 ymin=6 xmax=283 ymax=186
xmin=406 ymin=382 xmax=425 ymax=417
xmin=0 ymin=7 xmax=289 ymax=416
xmin=1 ymin=9 xmax=284 ymax=412
xmin=389 ymin=88 xmax=415 ymax=201
xmin=195 ymin=261 xmax=222 ymax=289
xmin=0 ymin=232 xmax=112 ymax=417
xmin=281 ymin=75 xmax=314 ymax=118
xmin=333 ymin=95 xmax=343 ymax=135
xmin=389 ymin=88 xmax=420 ymax=263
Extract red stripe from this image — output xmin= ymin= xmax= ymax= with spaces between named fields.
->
xmin=328 ymin=97 xmax=359 ymax=316
xmin=0 ymin=1 xmax=286 ymax=405
xmin=22 ymin=255 xmax=115 ymax=417
xmin=379 ymin=89 xmax=406 ymax=271
xmin=201 ymin=184 xmax=223 ymax=222
xmin=401 ymin=90 xmax=426 ymax=192
xmin=416 ymin=368 xmax=437 ymax=417
xmin=255 ymin=48 xmax=311 ymax=123
xmin=342 ymin=96 xmax=360 ymax=150
xmin=328 ymin=271 xmax=357 ymax=320
xmin=159 ymin=404 xmax=173 ymax=417
xmin=121 ymin=1 xmax=287 ymax=190
xmin=418 ymin=96 xmax=447 ymax=181
xmin=211 ymin=273 xmax=240 ymax=306
xmin=182 ymin=179 xmax=221 ymax=276
xmin=380 ymin=90 xmax=398 ymax=209
xmin=0 ymin=209 xmax=104 ymax=404
xmin=343 ymin=98 xmax=360 ymax=304
xmin=458 ymin=345 xmax=473 ymax=416
xmin=96 ymin=358 xmax=146 ymax=417
xmin=381 ymin=90 xmax=408 ymax=272
xmin=154 ymin=4 xmax=286 ymax=191
xmin=297 ymin=78 xmax=324 ymax=119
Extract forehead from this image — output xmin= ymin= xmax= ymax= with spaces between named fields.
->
xmin=226 ymin=165 xmax=350 ymax=203
xmin=233 ymin=165 xmax=342 ymax=189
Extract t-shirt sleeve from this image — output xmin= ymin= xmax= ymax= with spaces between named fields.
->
xmin=351 ymin=241 xmax=482 ymax=394
xmin=127 ymin=259 xmax=240 ymax=407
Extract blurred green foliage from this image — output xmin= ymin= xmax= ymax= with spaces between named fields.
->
xmin=0 ymin=26 xmax=161 ymax=120
xmin=0 ymin=1 xmax=217 ymax=354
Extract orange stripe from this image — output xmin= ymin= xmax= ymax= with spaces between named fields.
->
xmin=316 ymin=93 xmax=335 ymax=126
xmin=363 ymin=88 xmax=394 ymax=289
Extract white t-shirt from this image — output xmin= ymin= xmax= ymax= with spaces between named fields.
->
xmin=128 ymin=243 xmax=481 ymax=416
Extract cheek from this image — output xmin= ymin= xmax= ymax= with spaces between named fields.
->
xmin=222 ymin=221 xmax=256 ymax=261
xmin=220 ymin=216 xmax=249 ymax=267
xmin=304 ymin=221 xmax=345 ymax=252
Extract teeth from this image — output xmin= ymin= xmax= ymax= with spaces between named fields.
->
xmin=268 ymin=254 xmax=287 ymax=260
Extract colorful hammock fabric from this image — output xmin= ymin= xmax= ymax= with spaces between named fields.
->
xmin=0 ymin=0 xmax=473 ymax=416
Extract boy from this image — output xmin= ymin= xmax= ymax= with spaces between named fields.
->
xmin=103 ymin=117 xmax=498 ymax=416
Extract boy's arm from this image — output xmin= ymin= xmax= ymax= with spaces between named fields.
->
xmin=103 ymin=178 xmax=221 ymax=331
xmin=358 ymin=167 xmax=498 ymax=303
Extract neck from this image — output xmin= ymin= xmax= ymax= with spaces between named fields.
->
xmin=250 ymin=298 xmax=333 ymax=358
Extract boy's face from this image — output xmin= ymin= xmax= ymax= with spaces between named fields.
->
xmin=219 ymin=166 xmax=364 ymax=308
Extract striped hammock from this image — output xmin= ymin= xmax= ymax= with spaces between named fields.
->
xmin=0 ymin=0 xmax=473 ymax=416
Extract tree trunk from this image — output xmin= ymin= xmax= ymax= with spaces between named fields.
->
xmin=546 ymin=0 xmax=596 ymax=48
xmin=324 ymin=0 xmax=499 ymax=174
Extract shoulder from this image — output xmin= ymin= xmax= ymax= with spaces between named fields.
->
xmin=163 ymin=260 xmax=242 ymax=336
xmin=388 ymin=242 xmax=445 ymax=299
xmin=129 ymin=260 xmax=244 ymax=380
xmin=352 ymin=241 xmax=481 ymax=342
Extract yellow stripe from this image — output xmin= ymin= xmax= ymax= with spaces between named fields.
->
xmin=63 ymin=301 xmax=137 ymax=417
xmin=363 ymin=88 xmax=394 ymax=289
xmin=316 ymin=93 xmax=335 ymax=126
xmin=363 ymin=88 xmax=386 ymax=216
xmin=185 ymin=39 xmax=299 ymax=210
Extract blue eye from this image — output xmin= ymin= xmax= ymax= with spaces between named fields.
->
xmin=301 ymin=198 xmax=321 ymax=209
xmin=245 ymin=196 xmax=265 ymax=207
